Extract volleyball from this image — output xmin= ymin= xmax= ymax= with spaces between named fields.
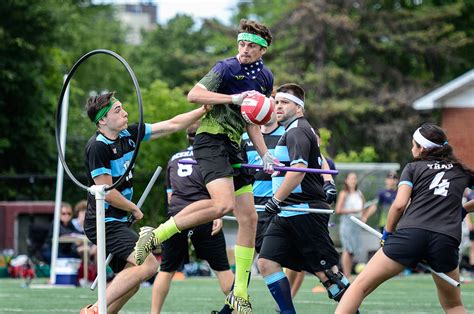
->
xmin=240 ymin=93 xmax=274 ymax=125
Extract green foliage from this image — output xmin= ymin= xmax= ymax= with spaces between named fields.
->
xmin=259 ymin=0 xmax=473 ymax=163
xmin=129 ymin=80 xmax=195 ymax=171
xmin=0 ymin=1 xmax=127 ymax=177
xmin=1 ymin=0 xmax=473 ymax=204
xmin=317 ymin=127 xmax=331 ymax=156
xmin=129 ymin=15 xmax=215 ymax=89
xmin=0 ymin=0 xmax=75 ymax=174
xmin=335 ymin=146 xmax=379 ymax=163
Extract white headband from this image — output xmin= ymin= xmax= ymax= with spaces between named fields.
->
xmin=413 ymin=128 xmax=442 ymax=149
xmin=275 ymin=92 xmax=304 ymax=107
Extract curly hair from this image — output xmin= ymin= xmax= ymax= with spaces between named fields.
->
xmin=238 ymin=19 xmax=273 ymax=46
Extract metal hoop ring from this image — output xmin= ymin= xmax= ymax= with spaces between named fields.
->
xmin=55 ymin=49 xmax=144 ymax=192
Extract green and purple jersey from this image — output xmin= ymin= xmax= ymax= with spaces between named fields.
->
xmin=197 ymin=56 xmax=273 ymax=144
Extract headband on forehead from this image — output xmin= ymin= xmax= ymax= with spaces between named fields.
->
xmin=94 ymin=97 xmax=119 ymax=124
xmin=413 ymin=128 xmax=443 ymax=149
xmin=237 ymin=32 xmax=268 ymax=47
xmin=275 ymin=92 xmax=304 ymax=108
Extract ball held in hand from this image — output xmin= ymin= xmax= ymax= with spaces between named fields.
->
xmin=240 ymin=93 xmax=274 ymax=125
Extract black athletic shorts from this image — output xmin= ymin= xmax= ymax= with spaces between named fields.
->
xmin=160 ymin=221 xmax=230 ymax=272
xmin=469 ymin=230 xmax=474 ymax=241
xmin=259 ymin=214 xmax=339 ymax=273
xmin=255 ymin=211 xmax=273 ymax=254
xmin=193 ymin=132 xmax=253 ymax=191
xmin=383 ymin=228 xmax=460 ymax=273
xmin=84 ymin=220 xmax=138 ymax=273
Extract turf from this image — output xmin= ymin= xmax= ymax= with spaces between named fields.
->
xmin=1 ymin=274 xmax=473 ymax=313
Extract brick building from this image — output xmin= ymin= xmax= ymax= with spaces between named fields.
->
xmin=413 ymin=70 xmax=474 ymax=169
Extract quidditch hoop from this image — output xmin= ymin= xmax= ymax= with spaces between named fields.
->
xmin=55 ymin=49 xmax=144 ymax=191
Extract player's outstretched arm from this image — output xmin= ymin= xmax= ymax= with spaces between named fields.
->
xmin=93 ymin=174 xmax=143 ymax=221
xmin=187 ymin=84 xmax=250 ymax=106
xmin=150 ymin=106 xmax=208 ymax=140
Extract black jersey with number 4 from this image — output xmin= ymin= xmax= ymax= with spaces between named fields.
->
xmin=166 ymin=146 xmax=210 ymax=216
xmin=397 ymin=160 xmax=474 ymax=242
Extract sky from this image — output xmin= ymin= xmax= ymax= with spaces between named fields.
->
xmin=93 ymin=0 xmax=240 ymax=24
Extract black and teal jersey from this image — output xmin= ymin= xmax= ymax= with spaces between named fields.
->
xmin=85 ymin=123 xmax=152 ymax=223
xmin=272 ymin=118 xmax=328 ymax=217
xmin=197 ymin=56 xmax=273 ymax=145
xmin=166 ymin=146 xmax=210 ymax=216
xmin=241 ymin=125 xmax=285 ymax=207
xmin=397 ymin=160 xmax=474 ymax=242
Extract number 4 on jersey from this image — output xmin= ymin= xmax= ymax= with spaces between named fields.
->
xmin=429 ymin=172 xmax=450 ymax=197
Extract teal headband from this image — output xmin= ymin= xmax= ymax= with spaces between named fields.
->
xmin=237 ymin=32 xmax=268 ymax=47
xmin=94 ymin=97 xmax=118 ymax=124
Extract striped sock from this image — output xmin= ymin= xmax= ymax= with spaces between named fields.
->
xmin=264 ymin=271 xmax=296 ymax=314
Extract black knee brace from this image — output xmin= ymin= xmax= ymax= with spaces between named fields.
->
xmin=322 ymin=269 xmax=350 ymax=302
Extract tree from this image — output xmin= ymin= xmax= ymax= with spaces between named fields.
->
xmin=238 ymin=0 xmax=473 ymax=163
xmin=128 ymin=15 xmax=216 ymax=90
xmin=0 ymin=0 xmax=75 ymax=174
xmin=0 ymin=0 xmax=130 ymax=201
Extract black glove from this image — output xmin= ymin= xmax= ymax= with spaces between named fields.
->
xmin=265 ymin=196 xmax=282 ymax=214
xmin=323 ymin=180 xmax=337 ymax=204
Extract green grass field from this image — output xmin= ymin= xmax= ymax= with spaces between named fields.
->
xmin=1 ymin=274 xmax=473 ymax=313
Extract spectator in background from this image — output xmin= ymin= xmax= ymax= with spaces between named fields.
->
xmin=72 ymin=200 xmax=97 ymax=263
xmin=41 ymin=202 xmax=81 ymax=264
xmin=72 ymin=200 xmax=87 ymax=233
xmin=335 ymin=172 xmax=367 ymax=279
xmin=365 ymin=172 xmax=399 ymax=232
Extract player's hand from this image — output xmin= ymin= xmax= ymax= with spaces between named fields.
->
xmin=262 ymin=151 xmax=283 ymax=175
xmin=265 ymin=196 xmax=282 ymax=215
xmin=211 ymin=219 xmax=223 ymax=236
xmin=323 ymin=180 xmax=337 ymax=204
xmin=202 ymin=104 xmax=213 ymax=113
xmin=231 ymin=92 xmax=248 ymax=106
xmin=380 ymin=228 xmax=392 ymax=247
xmin=131 ymin=208 xmax=144 ymax=222
xmin=231 ymin=90 xmax=257 ymax=106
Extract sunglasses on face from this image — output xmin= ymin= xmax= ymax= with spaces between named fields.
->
xmin=61 ymin=212 xmax=72 ymax=216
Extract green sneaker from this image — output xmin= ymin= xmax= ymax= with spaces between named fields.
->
xmin=134 ymin=226 xmax=161 ymax=265
xmin=225 ymin=291 xmax=252 ymax=314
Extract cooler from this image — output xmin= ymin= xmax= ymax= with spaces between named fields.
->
xmin=55 ymin=258 xmax=81 ymax=285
